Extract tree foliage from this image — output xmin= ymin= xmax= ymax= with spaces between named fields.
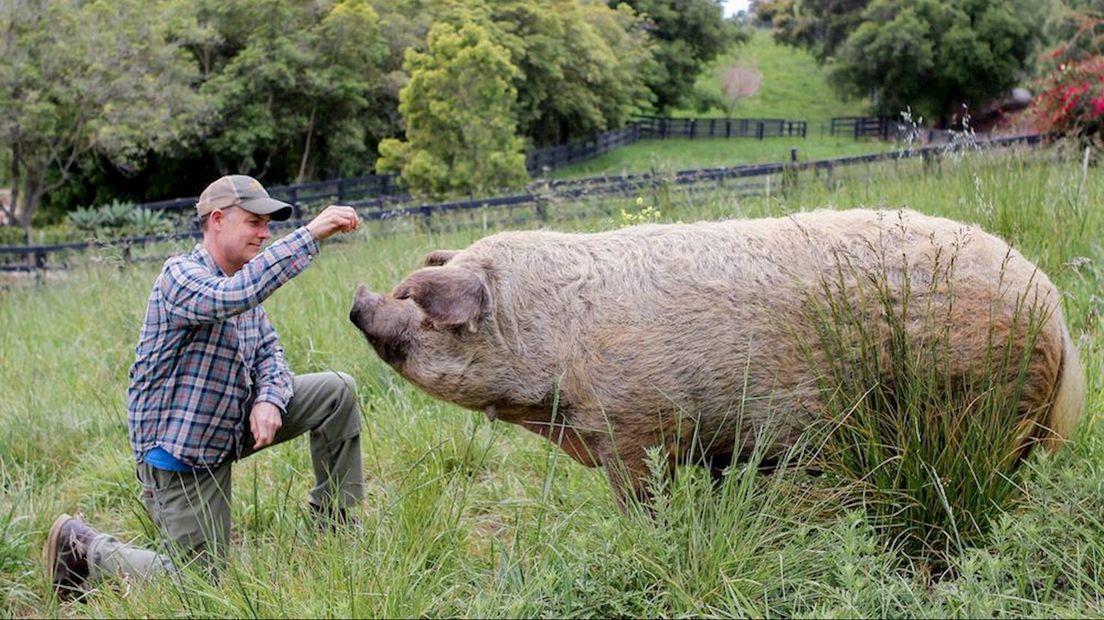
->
xmin=0 ymin=0 xmax=741 ymax=230
xmin=376 ymin=21 xmax=528 ymax=198
xmin=614 ymin=0 xmax=748 ymax=111
xmin=477 ymin=0 xmax=657 ymax=146
xmin=756 ymin=0 xmax=869 ymax=63
xmin=0 ymin=0 xmax=201 ymax=236
xmin=761 ymin=0 xmax=1042 ymax=125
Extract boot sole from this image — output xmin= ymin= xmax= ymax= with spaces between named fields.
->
xmin=43 ymin=513 xmax=73 ymax=587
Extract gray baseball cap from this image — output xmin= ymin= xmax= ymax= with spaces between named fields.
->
xmin=196 ymin=174 xmax=293 ymax=221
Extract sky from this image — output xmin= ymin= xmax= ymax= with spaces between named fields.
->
xmin=723 ymin=0 xmax=752 ymax=17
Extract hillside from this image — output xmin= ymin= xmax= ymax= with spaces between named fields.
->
xmin=551 ymin=28 xmax=884 ymax=178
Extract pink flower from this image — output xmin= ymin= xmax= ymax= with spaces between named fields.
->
xmin=1093 ymin=96 xmax=1104 ymax=117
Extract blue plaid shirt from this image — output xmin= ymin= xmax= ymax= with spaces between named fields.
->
xmin=127 ymin=227 xmax=319 ymax=468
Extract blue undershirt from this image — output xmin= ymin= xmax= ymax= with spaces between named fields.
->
xmin=144 ymin=447 xmax=194 ymax=472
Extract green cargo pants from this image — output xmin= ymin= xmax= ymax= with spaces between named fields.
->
xmin=83 ymin=371 xmax=363 ymax=584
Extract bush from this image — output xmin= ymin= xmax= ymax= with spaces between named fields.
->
xmin=1033 ymin=55 xmax=1104 ymax=148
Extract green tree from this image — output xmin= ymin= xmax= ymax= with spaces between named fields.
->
xmin=828 ymin=0 xmax=1042 ymax=125
xmin=376 ymin=21 xmax=528 ymax=198
xmin=472 ymin=0 xmax=656 ymax=146
xmin=0 ymin=0 xmax=200 ymax=237
xmin=612 ymin=0 xmax=748 ymax=111
xmin=184 ymin=0 xmax=390 ymax=181
xmin=758 ymin=0 xmax=870 ymax=63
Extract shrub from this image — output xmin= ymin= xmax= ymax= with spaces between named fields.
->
xmin=1033 ymin=54 xmax=1104 ymax=148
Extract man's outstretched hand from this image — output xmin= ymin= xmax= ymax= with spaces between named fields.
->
xmin=307 ymin=205 xmax=360 ymax=241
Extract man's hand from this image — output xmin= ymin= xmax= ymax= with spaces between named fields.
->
xmin=250 ymin=401 xmax=283 ymax=450
xmin=307 ymin=205 xmax=360 ymax=241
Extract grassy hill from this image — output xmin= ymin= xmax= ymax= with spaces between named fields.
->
xmin=679 ymin=27 xmax=869 ymax=129
xmin=551 ymin=29 xmax=883 ymax=178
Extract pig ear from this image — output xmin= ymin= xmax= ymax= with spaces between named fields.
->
xmin=423 ymin=249 xmax=459 ymax=267
xmin=394 ymin=266 xmax=485 ymax=326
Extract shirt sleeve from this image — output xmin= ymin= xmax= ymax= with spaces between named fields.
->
xmin=160 ymin=227 xmax=319 ymax=326
xmin=252 ymin=309 xmax=293 ymax=412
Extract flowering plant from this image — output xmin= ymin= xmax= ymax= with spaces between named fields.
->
xmin=1033 ymin=53 xmax=1104 ymax=145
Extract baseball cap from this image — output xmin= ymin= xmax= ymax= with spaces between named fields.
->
xmin=196 ymin=175 xmax=293 ymax=221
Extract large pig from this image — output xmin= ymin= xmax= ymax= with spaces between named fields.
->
xmin=349 ymin=208 xmax=1084 ymax=507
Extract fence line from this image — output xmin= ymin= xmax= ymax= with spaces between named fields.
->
xmin=526 ymin=116 xmax=809 ymax=175
xmin=0 ymin=133 xmax=1038 ymax=274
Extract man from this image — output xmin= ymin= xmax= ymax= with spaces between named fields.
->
xmin=44 ymin=174 xmax=363 ymax=598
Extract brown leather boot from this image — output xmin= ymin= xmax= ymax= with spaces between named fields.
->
xmin=43 ymin=513 xmax=98 ymax=599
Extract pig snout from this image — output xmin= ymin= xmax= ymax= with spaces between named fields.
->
xmin=349 ymin=285 xmax=412 ymax=366
xmin=349 ymin=285 xmax=383 ymax=332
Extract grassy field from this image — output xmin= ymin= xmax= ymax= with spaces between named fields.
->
xmin=677 ymin=28 xmax=869 ymax=128
xmin=551 ymin=29 xmax=888 ymax=179
xmin=3 ymin=143 xmax=1104 ymax=617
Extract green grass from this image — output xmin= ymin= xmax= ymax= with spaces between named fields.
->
xmin=677 ymin=28 xmax=869 ymax=128
xmin=550 ymin=29 xmax=884 ymax=179
xmin=549 ymin=134 xmax=895 ymax=178
xmin=3 ymin=144 xmax=1104 ymax=617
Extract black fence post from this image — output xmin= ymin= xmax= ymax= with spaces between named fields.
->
xmin=289 ymin=187 xmax=301 ymax=221
xmin=756 ymin=122 xmax=764 ymax=140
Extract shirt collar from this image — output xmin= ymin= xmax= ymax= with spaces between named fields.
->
xmin=191 ymin=243 xmax=228 ymax=277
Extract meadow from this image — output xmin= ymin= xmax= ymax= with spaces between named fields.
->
xmin=550 ymin=28 xmax=892 ymax=179
xmin=3 ymin=142 xmax=1104 ymax=617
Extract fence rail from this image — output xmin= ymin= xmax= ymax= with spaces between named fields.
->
xmin=635 ymin=116 xmax=807 ymax=141
xmin=0 ymin=133 xmax=1039 ymax=275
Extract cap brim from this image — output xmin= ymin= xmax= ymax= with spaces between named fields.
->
xmin=239 ymin=197 xmax=293 ymax=221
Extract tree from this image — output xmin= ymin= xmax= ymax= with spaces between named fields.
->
xmin=0 ymin=0 xmax=201 ymax=237
xmin=828 ymin=0 xmax=1042 ymax=125
xmin=184 ymin=0 xmax=390 ymax=181
xmin=759 ymin=0 xmax=870 ymax=63
xmin=720 ymin=63 xmax=763 ymax=115
xmin=471 ymin=0 xmax=656 ymax=146
xmin=612 ymin=0 xmax=748 ymax=111
xmin=376 ymin=21 xmax=528 ymax=198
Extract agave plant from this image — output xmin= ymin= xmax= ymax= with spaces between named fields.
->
xmin=68 ymin=206 xmax=107 ymax=233
xmin=125 ymin=207 xmax=171 ymax=234
xmin=100 ymin=200 xmax=137 ymax=228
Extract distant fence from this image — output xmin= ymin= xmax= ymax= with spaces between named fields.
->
xmin=828 ymin=116 xmax=962 ymax=142
xmin=635 ymin=116 xmax=808 ymax=141
xmin=0 ymin=133 xmax=1040 ymax=275
xmin=525 ymin=116 xmax=808 ymax=175
xmin=139 ymin=174 xmax=405 ymax=217
xmin=526 ymin=124 xmax=644 ymax=175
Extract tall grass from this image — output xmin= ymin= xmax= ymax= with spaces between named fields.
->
xmin=796 ymin=235 xmax=1053 ymax=562
xmin=2 ymin=144 xmax=1104 ymax=617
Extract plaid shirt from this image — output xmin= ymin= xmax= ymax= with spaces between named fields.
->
xmin=127 ymin=227 xmax=319 ymax=468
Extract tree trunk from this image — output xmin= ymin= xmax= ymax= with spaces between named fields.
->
xmin=296 ymin=104 xmax=317 ymax=184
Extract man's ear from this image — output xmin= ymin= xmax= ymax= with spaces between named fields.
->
xmin=393 ymin=266 xmax=485 ymax=327
xmin=423 ymin=249 xmax=459 ymax=267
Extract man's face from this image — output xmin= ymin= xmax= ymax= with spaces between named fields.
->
xmin=210 ymin=206 xmax=271 ymax=272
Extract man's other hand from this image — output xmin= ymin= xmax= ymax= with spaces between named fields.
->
xmin=251 ymin=401 xmax=283 ymax=449
xmin=307 ymin=205 xmax=360 ymax=241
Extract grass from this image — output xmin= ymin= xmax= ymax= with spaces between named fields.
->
xmin=548 ymin=134 xmax=895 ymax=179
xmin=2 ymin=143 xmax=1104 ymax=617
xmin=549 ymin=28 xmax=883 ymax=179
xmin=676 ymin=28 xmax=870 ymax=128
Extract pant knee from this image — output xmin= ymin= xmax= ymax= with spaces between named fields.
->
xmin=330 ymin=371 xmax=360 ymax=433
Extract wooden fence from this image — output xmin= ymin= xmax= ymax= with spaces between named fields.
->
xmin=0 ymin=134 xmax=1040 ymax=275
xmin=524 ymin=116 xmax=808 ymax=175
